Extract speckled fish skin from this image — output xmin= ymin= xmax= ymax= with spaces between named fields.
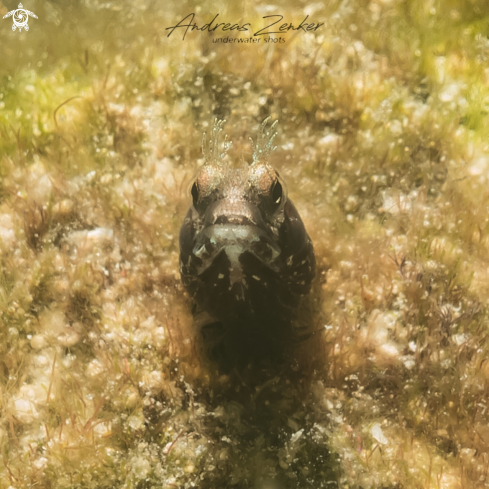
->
xmin=179 ymin=119 xmax=315 ymax=370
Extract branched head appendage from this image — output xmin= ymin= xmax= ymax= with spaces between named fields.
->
xmin=250 ymin=117 xmax=278 ymax=165
xmin=202 ymin=119 xmax=233 ymax=166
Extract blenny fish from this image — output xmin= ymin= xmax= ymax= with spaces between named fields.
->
xmin=179 ymin=118 xmax=315 ymax=370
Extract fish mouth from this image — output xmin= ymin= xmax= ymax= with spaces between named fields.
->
xmin=192 ymin=222 xmax=281 ymax=277
xmin=192 ymin=197 xmax=282 ymax=274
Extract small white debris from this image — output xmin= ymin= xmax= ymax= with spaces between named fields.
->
xmin=290 ymin=429 xmax=304 ymax=444
xmin=30 ymin=334 xmax=47 ymax=350
xmin=438 ymin=82 xmax=463 ymax=103
xmin=388 ymin=119 xmax=403 ymax=136
xmin=93 ymin=421 xmax=112 ymax=437
xmin=453 ymin=333 xmax=469 ymax=346
xmin=57 ymin=328 xmax=80 ymax=347
xmin=13 ymin=398 xmax=39 ymax=424
xmin=53 ymin=199 xmax=74 ymax=215
xmin=131 ymin=456 xmax=151 ymax=479
xmin=127 ymin=415 xmax=144 ymax=431
xmin=371 ymin=423 xmax=388 ymax=445
xmin=146 ymin=370 xmax=165 ymax=393
xmin=469 ymin=155 xmax=489 ymax=176
xmin=39 ymin=309 xmax=69 ymax=337
xmin=26 ymin=162 xmax=52 ymax=204
xmin=86 ymin=359 xmax=104 ymax=377
xmin=0 ymin=213 xmax=16 ymax=245
xmin=67 ymin=227 xmax=114 ymax=250
xmin=33 ymin=457 xmax=48 ymax=470
xmin=381 ymin=190 xmax=412 ymax=214
xmin=379 ymin=342 xmax=400 ymax=358
xmin=401 ymin=356 xmax=416 ymax=370
xmin=318 ymin=133 xmax=342 ymax=151
xmin=460 ymin=447 xmax=476 ymax=464
xmin=304 ymin=2 xmax=323 ymax=15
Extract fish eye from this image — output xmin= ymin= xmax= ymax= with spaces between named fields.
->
xmin=191 ymin=181 xmax=199 ymax=207
xmin=271 ymin=179 xmax=283 ymax=206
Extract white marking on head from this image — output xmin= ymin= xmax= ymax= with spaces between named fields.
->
xmin=224 ymin=244 xmax=245 ymax=286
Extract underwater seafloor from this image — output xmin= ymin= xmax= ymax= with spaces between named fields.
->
xmin=1 ymin=0 xmax=489 ymax=487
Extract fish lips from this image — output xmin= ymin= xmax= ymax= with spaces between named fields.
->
xmin=193 ymin=223 xmax=281 ymax=272
xmin=192 ymin=201 xmax=281 ymax=274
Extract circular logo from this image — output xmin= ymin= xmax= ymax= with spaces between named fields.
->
xmin=12 ymin=9 xmax=28 ymax=30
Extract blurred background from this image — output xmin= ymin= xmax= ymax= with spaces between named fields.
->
xmin=1 ymin=0 xmax=489 ymax=487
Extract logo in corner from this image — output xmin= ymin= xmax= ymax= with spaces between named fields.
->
xmin=3 ymin=3 xmax=38 ymax=31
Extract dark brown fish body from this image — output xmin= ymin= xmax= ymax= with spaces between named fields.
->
xmin=179 ymin=119 xmax=315 ymax=370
